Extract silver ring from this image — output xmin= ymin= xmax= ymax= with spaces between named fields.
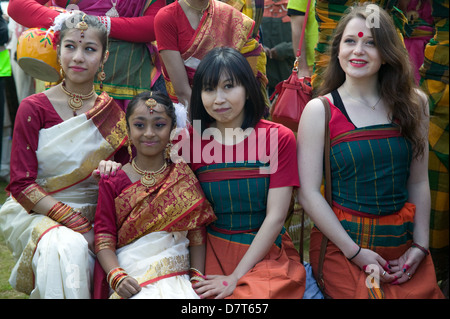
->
xmin=382 ymin=271 xmax=386 ymax=276
xmin=406 ymin=272 xmax=412 ymax=279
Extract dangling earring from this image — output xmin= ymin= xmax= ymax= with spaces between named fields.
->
xmin=97 ymin=64 xmax=106 ymax=90
xmin=59 ymin=63 xmax=65 ymax=80
xmin=127 ymin=140 xmax=134 ymax=163
xmin=164 ymin=141 xmax=173 ymax=162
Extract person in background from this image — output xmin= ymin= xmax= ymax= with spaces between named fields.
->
xmin=154 ymin=0 xmax=269 ymax=109
xmin=0 ymin=13 xmax=127 ymax=298
xmin=398 ymin=0 xmax=434 ymax=85
xmin=261 ymin=0 xmax=296 ymax=96
xmin=417 ymin=0 xmax=449 ymax=295
xmin=297 ymin=4 xmax=444 ymax=299
xmin=7 ymin=0 xmax=166 ymax=111
xmin=287 ymin=0 xmax=318 ymax=78
xmin=0 ymin=5 xmax=11 ymax=172
xmin=221 ymin=0 xmax=264 ymax=38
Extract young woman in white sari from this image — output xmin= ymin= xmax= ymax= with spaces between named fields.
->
xmin=0 ymin=13 xmax=127 ymax=298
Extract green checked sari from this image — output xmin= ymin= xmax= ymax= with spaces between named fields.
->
xmin=419 ymin=0 xmax=449 ymax=282
xmin=309 ymin=94 xmax=444 ymax=299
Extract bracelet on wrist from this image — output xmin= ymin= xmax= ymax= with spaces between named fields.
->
xmin=107 ymin=267 xmax=129 ymax=291
xmin=189 ymin=267 xmax=205 ymax=284
xmin=411 ymin=242 xmax=429 ymax=256
xmin=47 ymin=202 xmax=92 ymax=233
xmin=347 ymin=246 xmax=361 ymax=261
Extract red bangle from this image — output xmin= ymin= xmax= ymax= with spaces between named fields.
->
xmin=412 ymin=242 xmax=429 ymax=256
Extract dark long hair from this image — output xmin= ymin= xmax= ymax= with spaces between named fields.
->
xmin=317 ymin=4 xmax=427 ymax=158
xmin=190 ymin=47 xmax=266 ymax=133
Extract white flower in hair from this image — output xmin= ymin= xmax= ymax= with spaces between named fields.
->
xmin=46 ymin=11 xmax=76 ymax=36
xmin=174 ymin=103 xmax=188 ymax=129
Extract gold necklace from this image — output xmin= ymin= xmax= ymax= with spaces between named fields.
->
xmin=182 ymin=0 xmax=210 ymax=15
xmin=342 ymin=85 xmax=381 ymax=110
xmin=60 ymin=82 xmax=96 ymax=116
xmin=131 ymin=158 xmax=168 ymax=188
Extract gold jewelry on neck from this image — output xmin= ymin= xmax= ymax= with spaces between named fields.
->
xmin=131 ymin=158 xmax=168 ymax=188
xmin=182 ymin=0 xmax=210 ymax=15
xmin=342 ymin=85 xmax=381 ymax=110
xmin=60 ymin=81 xmax=96 ymax=116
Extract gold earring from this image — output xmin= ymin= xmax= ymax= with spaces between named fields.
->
xmin=59 ymin=64 xmax=65 ymax=80
xmin=98 ymin=64 xmax=106 ymax=90
xmin=164 ymin=141 xmax=173 ymax=162
xmin=127 ymin=140 xmax=134 ymax=163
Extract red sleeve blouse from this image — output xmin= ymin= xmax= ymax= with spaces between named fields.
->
xmin=7 ymin=93 xmax=63 ymax=199
xmin=154 ymin=1 xmax=195 ymax=53
xmin=7 ymin=0 xmax=165 ymax=42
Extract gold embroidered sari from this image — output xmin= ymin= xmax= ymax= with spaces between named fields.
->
xmin=164 ymin=0 xmax=268 ymax=105
xmin=94 ymin=162 xmax=216 ymax=299
xmin=0 ymin=92 xmax=128 ymax=298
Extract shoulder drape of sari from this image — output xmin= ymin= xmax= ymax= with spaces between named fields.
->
xmin=101 ymin=162 xmax=216 ymax=250
xmin=16 ymin=92 xmax=128 ymax=213
xmin=222 ymin=0 xmax=264 ymax=38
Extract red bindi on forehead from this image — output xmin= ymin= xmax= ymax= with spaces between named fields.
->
xmin=358 ymin=31 xmax=364 ymax=38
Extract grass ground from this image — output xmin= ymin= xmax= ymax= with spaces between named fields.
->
xmin=0 ymin=180 xmax=28 ymax=299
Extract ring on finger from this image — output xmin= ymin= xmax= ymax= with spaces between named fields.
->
xmin=406 ymin=272 xmax=412 ymax=280
xmin=382 ymin=270 xmax=386 ymax=276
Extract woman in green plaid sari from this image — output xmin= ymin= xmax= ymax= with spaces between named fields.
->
xmin=297 ymin=4 xmax=444 ymax=298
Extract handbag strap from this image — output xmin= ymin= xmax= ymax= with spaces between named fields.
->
xmin=296 ymin=0 xmax=312 ymax=57
xmin=317 ymin=96 xmax=332 ymax=297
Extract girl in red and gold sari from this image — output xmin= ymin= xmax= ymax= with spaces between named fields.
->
xmin=297 ymin=4 xmax=444 ymax=299
xmin=93 ymin=91 xmax=216 ymax=299
xmin=154 ymin=0 xmax=269 ymax=109
xmin=0 ymin=14 xmax=128 ymax=298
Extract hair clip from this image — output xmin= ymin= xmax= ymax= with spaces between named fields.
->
xmin=145 ymin=98 xmax=157 ymax=114
xmin=76 ymin=14 xmax=88 ymax=38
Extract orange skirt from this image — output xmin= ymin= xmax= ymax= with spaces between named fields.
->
xmin=205 ymin=232 xmax=306 ymax=299
xmin=309 ymin=206 xmax=445 ymax=299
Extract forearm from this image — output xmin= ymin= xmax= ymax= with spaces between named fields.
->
xmin=408 ymin=180 xmax=431 ymax=248
xmin=159 ymin=50 xmax=192 ymax=107
xmin=109 ymin=0 xmax=164 ymax=42
xmin=190 ymin=244 xmax=206 ymax=274
xmin=8 ymin=0 xmax=58 ymax=28
xmin=30 ymin=194 xmax=58 ymax=215
xmin=231 ymin=209 xmax=285 ymax=280
xmin=290 ymin=15 xmax=310 ymax=76
xmin=97 ymin=248 xmax=121 ymax=274
xmin=298 ymin=189 xmax=359 ymax=258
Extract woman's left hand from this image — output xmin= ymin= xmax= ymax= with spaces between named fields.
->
xmin=92 ymin=160 xmax=122 ymax=180
xmin=194 ymin=274 xmax=238 ymax=299
xmin=387 ymin=247 xmax=426 ymax=285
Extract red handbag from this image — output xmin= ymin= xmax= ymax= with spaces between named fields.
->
xmin=270 ymin=0 xmax=312 ymax=132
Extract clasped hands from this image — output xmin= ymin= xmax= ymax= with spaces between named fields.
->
xmin=351 ymin=246 xmax=427 ymax=285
